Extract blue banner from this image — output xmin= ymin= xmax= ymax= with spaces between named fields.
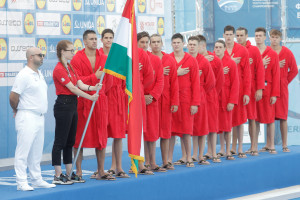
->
xmin=0 ymin=0 xmax=168 ymax=159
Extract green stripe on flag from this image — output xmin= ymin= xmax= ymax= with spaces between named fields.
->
xmin=104 ymin=42 xmax=133 ymax=97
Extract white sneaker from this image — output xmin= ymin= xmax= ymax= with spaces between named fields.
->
xmin=17 ymin=184 xmax=34 ymax=191
xmin=32 ymin=180 xmax=56 ymax=188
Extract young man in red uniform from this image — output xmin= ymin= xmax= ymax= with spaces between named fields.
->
xmin=215 ymin=40 xmax=240 ymax=160
xmin=137 ymin=31 xmax=165 ymax=172
xmin=100 ymin=29 xmax=129 ymax=178
xmin=236 ymin=27 xmax=265 ymax=156
xmin=149 ymin=34 xmax=179 ymax=170
xmin=255 ymin=27 xmax=280 ymax=154
xmin=187 ymin=36 xmax=215 ymax=165
xmin=270 ymin=29 xmax=298 ymax=152
xmin=71 ymin=30 xmax=114 ymax=180
xmin=197 ymin=35 xmax=224 ymax=162
xmin=223 ymin=25 xmax=251 ymax=158
xmin=169 ymin=33 xmax=201 ymax=167
xmin=128 ymin=48 xmax=154 ymax=175
xmin=128 ymin=41 xmax=154 ymax=175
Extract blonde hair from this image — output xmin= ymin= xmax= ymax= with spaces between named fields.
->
xmin=270 ymin=29 xmax=282 ymax=37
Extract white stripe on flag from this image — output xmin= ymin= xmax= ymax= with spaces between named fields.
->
xmin=114 ymin=17 xmax=132 ymax=59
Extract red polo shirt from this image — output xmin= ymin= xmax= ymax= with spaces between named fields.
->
xmin=53 ymin=62 xmax=80 ymax=95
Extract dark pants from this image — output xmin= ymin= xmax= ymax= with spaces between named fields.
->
xmin=52 ymin=95 xmax=78 ymax=166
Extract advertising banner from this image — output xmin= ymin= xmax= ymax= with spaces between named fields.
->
xmin=0 ymin=0 xmax=167 ymax=159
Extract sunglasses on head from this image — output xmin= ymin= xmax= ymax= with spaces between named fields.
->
xmin=32 ymin=53 xmax=45 ymax=58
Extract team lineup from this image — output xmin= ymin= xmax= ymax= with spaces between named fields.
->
xmin=9 ymin=25 xmax=298 ymax=190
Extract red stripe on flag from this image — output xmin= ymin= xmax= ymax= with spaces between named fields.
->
xmin=127 ymin=0 xmax=143 ymax=158
xmin=122 ymin=0 xmax=134 ymax=20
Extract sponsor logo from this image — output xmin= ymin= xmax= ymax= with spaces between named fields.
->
xmin=62 ymin=14 xmax=71 ymax=35
xmin=0 ymin=38 xmax=7 ymax=60
xmin=85 ymin=0 xmax=104 ymax=6
xmin=0 ymin=0 xmax=6 ymax=8
xmin=106 ymin=0 xmax=115 ymax=12
xmin=37 ymin=38 xmax=47 ymax=57
xmin=116 ymin=0 xmax=126 ymax=13
xmin=217 ymin=0 xmax=244 ymax=13
xmin=24 ymin=13 xmax=34 ymax=34
xmin=0 ymin=19 xmax=21 ymax=26
xmin=96 ymin=15 xmax=105 ymax=34
xmin=36 ymin=0 xmax=46 ymax=9
xmin=74 ymin=20 xmax=94 ymax=29
xmin=61 ymin=78 xmax=65 ymax=82
xmin=9 ymin=37 xmax=35 ymax=60
xmin=73 ymin=0 xmax=82 ymax=10
xmin=8 ymin=0 xmax=35 ymax=10
xmin=36 ymin=13 xmax=60 ymax=35
xmin=0 ymin=71 xmax=18 ymax=78
xmin=74 ymin=39 xmax=83 ymax=54
xmin=137 ymin=16 xmax=157 ymax=35
xmin=49 ymin=44 xmax=56 ymax=53
xmin=0 ymin=63 xmax=24 ymax=86
xmin=138 ymin=0 xmax=146 ymax=13
xmin=37 ymin=21 xmax=59 ymax=27
xmin=157 ymin=17 xmax=164 ymax=35
xmin=49 ymin=0 xmax=71 ymax=2
xmin=10 ymin=45 xmax=34 ymax=52
xmin=47 ymin=38 xmax=64 ymax=60
xmin=147 ymin=0 xmax=164 ymax=14
xmin=84 ymin=0 xmax=105 ymax=12
xmin=48 ymin=0 xmax=71 ymax=11
xmin=0 ymin=12 xmax=23 ymax=35
xmin=105 ymin=15 xmax=120 ymax=33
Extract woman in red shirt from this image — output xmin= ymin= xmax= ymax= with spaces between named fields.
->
xmin=52 ymin=40 xmax=101 ymax=185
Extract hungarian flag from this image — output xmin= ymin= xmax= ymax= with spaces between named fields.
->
xmin=103 ymin=0 xmax=144 ymax=177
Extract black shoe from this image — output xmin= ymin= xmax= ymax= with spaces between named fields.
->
xmin=52 ymin=174 xmax=73 ymax=185
xmin=70 ymin=172 xmax=85 ymax=183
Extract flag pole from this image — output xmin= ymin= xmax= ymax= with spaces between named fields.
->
xmin=69 ymin=72 xmax=105 ymax=176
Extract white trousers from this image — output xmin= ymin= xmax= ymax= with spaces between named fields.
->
xmin=14 ymin=110 xmax=44 ymax=185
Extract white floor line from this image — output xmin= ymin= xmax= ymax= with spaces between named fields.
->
xmin=230 ymin=185 xmax=300 ymax=200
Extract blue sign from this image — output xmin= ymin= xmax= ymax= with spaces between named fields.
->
xmin=84 ymin=0 xmax=105 ymax=12
xmin=73 ymin=14 xmax=95 ymax=36
xmin=217 ymin=0 xmax=244 ymax=14
xmin=47 ymin=38 xmax=64 ymax=61
xmin=287 ymin=1 xmax=300 ymax=38
xmin=214 ymin=0 xmax=267 ymax=38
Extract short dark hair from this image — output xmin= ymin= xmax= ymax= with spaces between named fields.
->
xmin=224 ymin=25 xmax=235 ymax=34
xmin=188 ymin=36 xmax=200 ymax=43
xmin=137 ymin=31 xmax=150 ymax=42
xmin=171 ymin=33 xmax=184 ymax=42
xmin=101 ymin=29 xmax=114 ymax=39
xmin=270 ymin=29 xmax=282 ymax=37
xmin=236 ymin=27 xmax=248 ymax=35
xmin=197 ymin=35 xmax=206 ymax=43
xmin=215 ymin=40 xmax=226 ymax=47
xmin=83 ymin=30 xmax=96 ymax=40
xmin=255 ymin=27 xmax=266 ymax=35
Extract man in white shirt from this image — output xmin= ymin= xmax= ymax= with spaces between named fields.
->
xmin=9 ymin=47 xmax=56 ymax=191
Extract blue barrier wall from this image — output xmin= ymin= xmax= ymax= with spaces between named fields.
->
xmin=1 ymin=0 xmax=299 ymax=159
xmin=175 ymin=0 xmax=300 ymax=144
xmin=0 ymin=0 xmax=172 ymax=159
